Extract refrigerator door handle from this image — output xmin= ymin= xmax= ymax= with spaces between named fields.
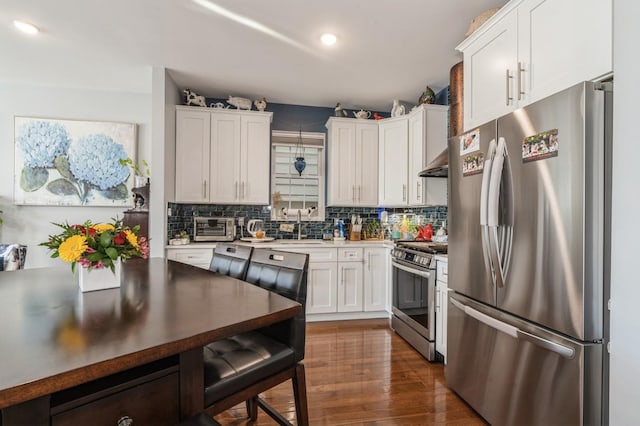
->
xmin=451 ymin=298 xmax=576 ymax=359
xmin=516 ymin=329 xmax=575 ymax=359
xmin=450 ymin=298 xmax=518 ymax=338
xmin=488 ymin=138 xmax=507 ymax=288
xmin=480 ymin=139 xmax=497 ymax=285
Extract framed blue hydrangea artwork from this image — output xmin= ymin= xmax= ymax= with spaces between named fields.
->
xmin=14 ymin=117 xmax=137 ymax=206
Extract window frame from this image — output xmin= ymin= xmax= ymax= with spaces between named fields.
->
xmin=270 ymin=130 xmax=325 ymax=222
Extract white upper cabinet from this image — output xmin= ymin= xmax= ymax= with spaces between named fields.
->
xmin=408 ymin=105 xmax=448 ymax=206
xmin=175 ymin=106 xmax=272 ymax=204
xmin=326 ymin=118 xmax=378 ymax=207
xmin=175 ymin=108 xmax=211 ymax=203
xmin=378 ymin=117 xmax=409 ymax=206
xmin=379 ymin=105 xmax=448 ymax=207
xmin=457 ymin=0 xmax=612 ymax=131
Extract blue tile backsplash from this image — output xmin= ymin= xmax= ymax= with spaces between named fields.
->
xmin=167 ymin=203 xmax=447 ymax=242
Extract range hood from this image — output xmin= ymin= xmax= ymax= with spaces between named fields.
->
xmin=419 ymin=148 xmax=448 ymax=177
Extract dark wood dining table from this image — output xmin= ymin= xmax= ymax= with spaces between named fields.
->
xmin=0 ymin=258 xmax=301 ymax=425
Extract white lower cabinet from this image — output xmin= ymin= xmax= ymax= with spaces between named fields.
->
xmin=435 ymin=258 xmax=449 ymax=362
xmin=337 ymin=248 xmax=364 ymax=312
xmin=166 ymin=248 xmax=214 ymax=270
xmin=363 ymin=247 xmax=388 ymax=312
xmin=280 ymin=244 xmax=389 ymax=320
xmin=307 ymin=261 xmax=338 ymax=314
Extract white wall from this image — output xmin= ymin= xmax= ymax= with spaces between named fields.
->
xmin=147 ymin=67 xmax=179 ymax=258
xmin=610 ymin=0 xmax=640 ymax=423
xmin=0 ymin=82 xmax=152 ymax=268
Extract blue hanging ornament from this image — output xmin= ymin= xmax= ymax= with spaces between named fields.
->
xmin=294 ymin=128 xmax=306 ymax=176
xmin=294 ymin=157 xmax=306 ymax=176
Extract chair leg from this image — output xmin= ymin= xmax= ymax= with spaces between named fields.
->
xmin=292 ymin=363 xmax=309 ymax=426
xmin=246 ymin=396 xmax=258 ymax=421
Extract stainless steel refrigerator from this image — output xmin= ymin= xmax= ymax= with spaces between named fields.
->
xmin=446 ymin=81 xmax=611 ymax=426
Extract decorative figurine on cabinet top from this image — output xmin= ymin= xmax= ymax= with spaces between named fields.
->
xmin=183 ymin=89 xmax=207 ymax=107
xmin=373 ymin=112 xmax=385 ymax=120
xmin=254 ymin=97 xmax=267 ymax=111
xmin=418 ymin=86 xmax=436 ymax=105
xmin=391 ymin=99 xmax=406 ymax=117
xmin=227 ymin=95 xmax=252 ymax=110
xmin=334 ymin=102 xmax=348 ymax=117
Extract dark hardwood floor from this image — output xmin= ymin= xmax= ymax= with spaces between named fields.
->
xmin=215 ymin=319 xmax=485 ymax=425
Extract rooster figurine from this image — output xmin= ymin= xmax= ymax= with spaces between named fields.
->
xmin=254 ymin=97 xmax=267 ymax=112
xmin=418 ymin=86 xmax=436 ymax=105
xmin=373 ymin=112 xmax=385 ymax=120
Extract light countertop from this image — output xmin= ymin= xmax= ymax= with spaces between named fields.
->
xmin=166 ymin=239 xmax=394 ymax=250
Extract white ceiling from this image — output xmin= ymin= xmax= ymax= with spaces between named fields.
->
xmin=1 ymin=0 xmax=508 ymax=112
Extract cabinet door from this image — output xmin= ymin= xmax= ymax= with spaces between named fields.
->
xmin=337 ymin=262 xmax=363 ymax=312
xmin=327 ymin=120 xmax=357 ymax=206
xmin=175 ymin=109 xmax=210 ymax=202
xmin=378 ymin=118 xmax=408 ymax=206
xmin=463 ymin=9 xmax=518 ymax=130
xmin=210 ymin=112 xmax=241 ymax=203
xmin=423 ymin=106 xmax=448 ymax=206
xmin=408 ymin=110 xmax=426 ymax=205
xmin=241 ymin=114 xmax=271 ymax=204
xmin=363 ymin=248 xmax=388 ymax=312
xmin=306 ymin=261 xmax=338 ymax=314
xmin=355 ymin=122 xmax=379 ymax=206
xmin=435 ymin=280 xmax=449 ymax=362
xmin=518 ymin=0 xmax=612 ymax=105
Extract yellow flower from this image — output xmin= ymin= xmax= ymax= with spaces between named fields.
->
xmin=125 ymin=230 xmax=139 ymax=248
xmin=58 ymin=235 xmax=88 ymax=262
xmin=93 ymin=223 xmax=115 ymax=233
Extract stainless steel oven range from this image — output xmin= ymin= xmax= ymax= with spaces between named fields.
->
xmin=390 ymin=241 xmax=447 ymax=361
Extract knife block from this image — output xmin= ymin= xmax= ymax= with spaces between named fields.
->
xmin=349 ymin=225 xmax=361 ymax=241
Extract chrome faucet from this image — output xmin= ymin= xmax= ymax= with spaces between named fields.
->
xmin=297 ymin=209 xmax=302 ymax=240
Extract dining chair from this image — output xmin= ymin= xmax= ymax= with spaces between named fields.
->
xmin=202 ymin=248 xmax=309 ymax=425
xmin=208 ymin=243 xmax=253 ymax=279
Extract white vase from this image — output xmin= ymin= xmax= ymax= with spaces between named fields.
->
xmin=78 ymin=260 xmax=121 ymax=292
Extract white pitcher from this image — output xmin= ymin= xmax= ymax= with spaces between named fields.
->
xmin=246 ymin=219 xmax=265 ymax=238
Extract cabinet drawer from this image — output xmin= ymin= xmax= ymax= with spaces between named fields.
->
xmin=278 ymin=247 xmax=336 ymax=262
xmin=167 ymin=248 xmax=213 ymax=269
xmin=338 ymin=247 xmax=363 ymax=262
xmin=437 ymin=260 xmax=448 ymax=284
xmin=52 ymin=372 xmax=179 ymax=426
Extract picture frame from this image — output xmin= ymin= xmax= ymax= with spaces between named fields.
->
xmin=14 ymin=117 xmax=137 ymax=207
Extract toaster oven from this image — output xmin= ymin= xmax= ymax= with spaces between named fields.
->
xmin=193 ymin=217 xmax=235 ymax=241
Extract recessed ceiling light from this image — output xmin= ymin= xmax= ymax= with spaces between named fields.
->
xmin=320 ymin=33 xmax=337 ymax=46
xmin=13 ymin=20 xmax=39 ymax=35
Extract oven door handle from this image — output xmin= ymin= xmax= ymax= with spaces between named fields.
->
xmin=391 ymin=260 xmax=431 ymax=279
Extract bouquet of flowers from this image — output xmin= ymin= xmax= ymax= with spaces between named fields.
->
xmin=41 ymin=218 xmax=149 ymax=273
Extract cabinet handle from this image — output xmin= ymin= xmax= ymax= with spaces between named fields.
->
xmin=403 ymin=184 xmax=407 ymax=202
xmin=517 ymin=62 xmax=525 ymax=101
xmin=203 ymin=180 xmax=207 ymax=199
xmin=241 ymin=182 xmax=245 ymax=200
xmin=505 ymin=69 xmax=513 ymax=106
xmin=352 ymin=185 xmax=356 ymax=202
xmin=117 ymin=416 xmax=133 ymax=426
xmin=235 ymin=182 xmax=239 ymax=199
xmin=417 ymin=181 xmax=421 ymax=200
xmin=357 ymin=185 xmax=361 ymax=202
xmin=367 ymin=252 xmax=372 ymax=271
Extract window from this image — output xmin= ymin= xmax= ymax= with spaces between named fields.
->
xmin=271 ymin=130 xmax=325 ymax=221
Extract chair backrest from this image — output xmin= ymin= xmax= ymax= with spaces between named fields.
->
xmin=209 ymin=243 xmax=253 ymax=280
xmin=245 ymin=248 xmax=309 ymax=360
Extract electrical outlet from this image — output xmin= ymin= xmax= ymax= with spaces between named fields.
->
xmin=237 ymin=217 xmax=245 ymax=226
xmin=167 ymin=208 xmax=172 ymax=216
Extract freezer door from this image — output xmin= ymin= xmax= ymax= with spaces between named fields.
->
xmin=495 ymin=82 xmax=607 ymax=341
xmin=448 ymin=121 xmax=497 ymax=305
xmin=446 ymin=293 xmax=604 ymax=426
